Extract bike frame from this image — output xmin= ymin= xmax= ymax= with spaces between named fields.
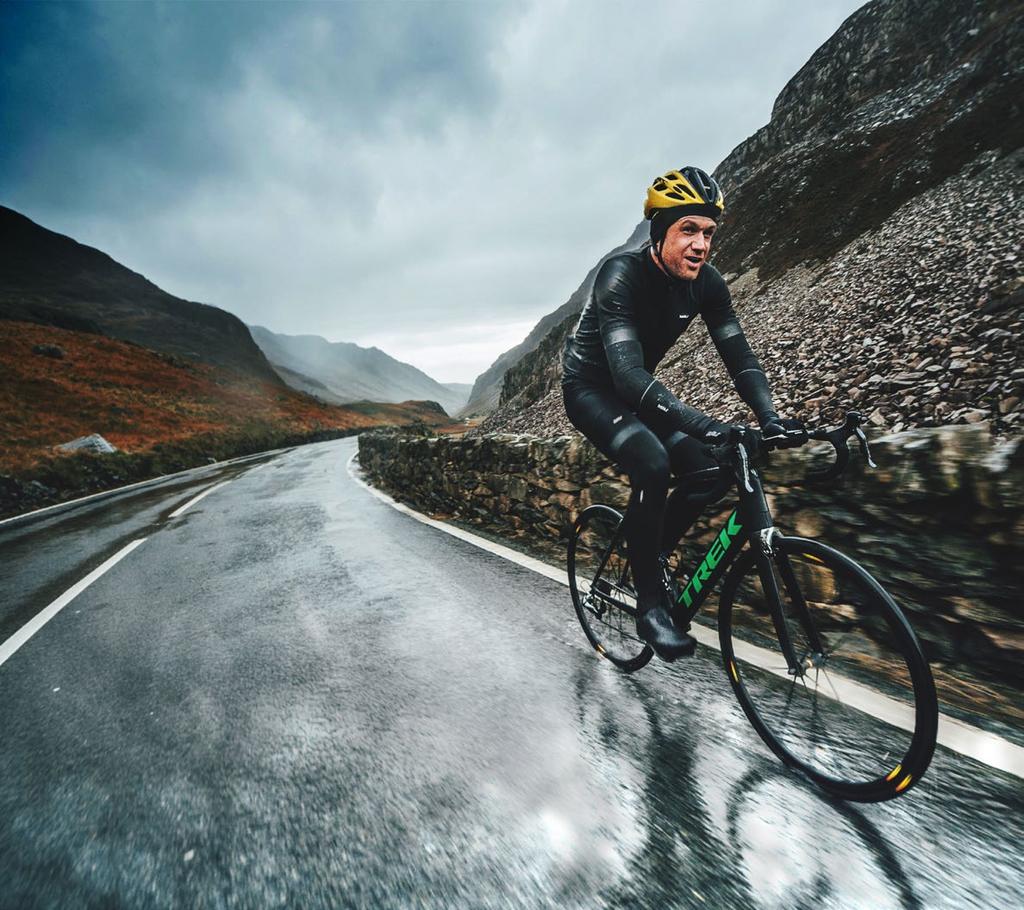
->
xmin=672 ymin=506 xmax=747 ymax=620
xmin=592 ymin=460 xmax=815 ymax=675
xmin=585 ymin=453 xmax=823 ymax=676
xmin=667 ymin=464 xmax=813 ymax=675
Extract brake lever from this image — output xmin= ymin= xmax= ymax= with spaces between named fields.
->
xmin=736 ymin=442 xmax=754 ymax=492
xmin=853 ymin=426 xmax=877 ymax=468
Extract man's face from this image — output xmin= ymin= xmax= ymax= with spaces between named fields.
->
xmin=657 ymin=215 xmax=717 ymax=280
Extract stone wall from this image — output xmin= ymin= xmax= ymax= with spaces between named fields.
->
xmin=357 ymin=425 xmax=1023 ymax=713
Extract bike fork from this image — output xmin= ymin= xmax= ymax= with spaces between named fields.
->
xmin=743 ymin=470 xmax=818 ymax=676
xmin=755 ymin=542 xmax=832 ymax=676
xmin=774 ymin=550 xmax=828 ymax=657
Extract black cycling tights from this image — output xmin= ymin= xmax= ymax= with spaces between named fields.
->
xmin=563 ymin=380 xmax=717 ymax=602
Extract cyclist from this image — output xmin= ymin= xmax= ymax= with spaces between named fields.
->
xmin=561 ymin=166 xmax=805 ymax=661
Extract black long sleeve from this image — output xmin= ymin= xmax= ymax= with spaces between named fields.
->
xmin=563 ymin=248 xmax=779 ymax=435
xmin=700 ymin=273 xmax=778 ymax=426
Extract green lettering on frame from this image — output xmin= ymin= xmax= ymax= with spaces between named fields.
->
xmin=678 ymin=511 xmax=744 ymax=608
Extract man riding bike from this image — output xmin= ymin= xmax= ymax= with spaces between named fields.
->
xmin=561 ymin=166 xmax=805 ymax=662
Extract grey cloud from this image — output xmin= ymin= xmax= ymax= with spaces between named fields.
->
xmin=2 ymin=0 xmax=866 ymax=382
xmin=1 ymin=1 xmax=517 ymax=207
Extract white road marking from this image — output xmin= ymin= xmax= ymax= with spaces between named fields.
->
xmin=346 ymin=452 xmax=564 ymax=585
xmin=347 ymin=449 xmax=1024 ymax=779
xmin=0 ymin=538 xmax=147 ymax=669
xmin=168 ymin=481 xmax=231 ymax=518
xmin=0 ymin=449 xmax=286 ymax=530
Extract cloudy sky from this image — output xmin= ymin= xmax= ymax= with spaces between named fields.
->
xmin=1 ymin=0 xmax=865 ymax=384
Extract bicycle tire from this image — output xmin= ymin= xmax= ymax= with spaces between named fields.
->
xmin=568 ymin=505 xmax=653 ymax=672
xmin=718 ymin=535 xmax=938 ymax=802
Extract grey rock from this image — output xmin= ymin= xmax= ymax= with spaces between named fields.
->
xmin=56 ymin=434 xmax=119 ymax=454
xmin=31 ymin=344 xmax=65 ymax=359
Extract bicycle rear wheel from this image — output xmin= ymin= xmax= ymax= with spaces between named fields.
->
xmin=568 ymin=505 xmax=653 ymax=672
xmin=719 ymin=536 xmax=938 ymax=802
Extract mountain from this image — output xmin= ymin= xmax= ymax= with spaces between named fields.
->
xmin=442 ymin=382 xmax=473 ymax=406
xmin=249 ymin=325 xmax=470 ymax=416
xmin=473 ymin=0 xmax=1023 ymax=439
xmin=0 ymin=207 xmax=462 ymax=516
xmin=0 ymin=315 xmax=459 ymax=518
xmin=709 ymin=0 xmax=1022 ymax=281
xmin=0 ymin=206 xmax=281 ymax=383
xmin=460 ymin=221 xmax=650 ymax=417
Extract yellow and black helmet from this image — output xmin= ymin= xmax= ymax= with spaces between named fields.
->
xmin=644 ymin=166 xmax=724 ymax=222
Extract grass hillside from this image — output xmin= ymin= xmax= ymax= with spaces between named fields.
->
xmin=0 ymin=320 xmax=457 ymax=517
xmin=0 ymin=205 xmax=281 ymax=382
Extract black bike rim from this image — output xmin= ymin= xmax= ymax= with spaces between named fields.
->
xmin=568 ymin=505 xmax=653 ymax=671
xmin=719 ymin=536 xmax=938 ymax=802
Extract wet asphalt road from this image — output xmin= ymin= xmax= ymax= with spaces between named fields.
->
xmin=0 ymin=437 xmax=1021 ymax=909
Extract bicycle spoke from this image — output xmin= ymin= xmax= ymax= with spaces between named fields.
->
xmin=825 ymin=629 xmax=854 ymax=657
xmin=779 ymin=672 xmax=798 ymax=727
xmin=568 ymin=509 xmax=653 ymax=670
xmin=808 ymin=676 xmax=848 ymax=782
xmin=821 ymin=666 xmax=844 ymax=706
xmin=724 ymin=541 xmax=936 ymax=799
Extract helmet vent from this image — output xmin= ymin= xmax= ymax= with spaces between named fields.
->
xmin=644 ymin=165 xmax=724 ymax=220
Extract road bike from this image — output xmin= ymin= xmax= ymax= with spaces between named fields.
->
xmin=567 ymin=413 xmax=939 ymax=802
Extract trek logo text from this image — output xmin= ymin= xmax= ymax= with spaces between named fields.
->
xmin=678 ymin=512 xmax=744 ymax=608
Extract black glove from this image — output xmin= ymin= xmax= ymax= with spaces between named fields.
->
xmin=735 ymin=424 xmax=766 ymax=460
xmin=761 ymin=417 xmax=808 ymax=449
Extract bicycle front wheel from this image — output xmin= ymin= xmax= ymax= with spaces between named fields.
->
xmin=719 ymin=536 xmax=938 ymax=802
xmin=568 ymin=505 xmax=653 ymax=672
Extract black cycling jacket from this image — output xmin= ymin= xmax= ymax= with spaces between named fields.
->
xmin=562 ymin=244 xmax=777 ymax=440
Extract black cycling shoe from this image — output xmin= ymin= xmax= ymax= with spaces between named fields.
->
xmin=636 ymin=592 xmax=697 ymax=662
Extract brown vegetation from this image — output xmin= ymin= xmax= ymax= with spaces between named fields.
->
xmin=0 ymin=320 xmax=458 ymax=516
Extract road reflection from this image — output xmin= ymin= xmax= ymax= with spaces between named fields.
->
xmin=571 ymin=661 xmax=922 ymax=909
xmin=724 ymin=767 xmax=922 ymax=910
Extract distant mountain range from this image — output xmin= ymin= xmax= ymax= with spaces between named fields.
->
xmin=0 ymin=205 xmax=460 ymax=515
xmin=249 ymin=325 xmax=471 ymax=416
xmin=0 ymin=205 xmax=470 ymax=415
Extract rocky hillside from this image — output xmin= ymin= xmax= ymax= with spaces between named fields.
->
xmin=711 ymin=0 xmax=1022 ymax=281
xmin=250 ymin=325 xmax=470 ymax=416
xmin=0 ymin=206 xmax=281 ymax=383
xmin=0 ymin=209 xmax=463 ymax=517
xmin=477 ymin=0 xmax=1023 ymax=439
